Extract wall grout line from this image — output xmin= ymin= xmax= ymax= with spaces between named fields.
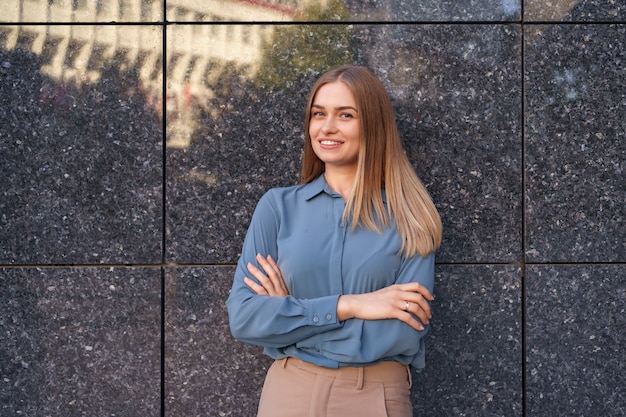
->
xmin=520 ymin=3 xmax=528 ymax=415
xmin=161 ymin=5 xmax=168 ymax=416
xmin=1 ymin=261 xmax=623 ymax=269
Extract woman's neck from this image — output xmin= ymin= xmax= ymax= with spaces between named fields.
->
xmin=324 ymin=167 xmax=356 ymax=200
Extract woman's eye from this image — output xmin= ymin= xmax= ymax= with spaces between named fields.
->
xmin=312 ymin=111 xmax=325 ymax=117
xmin=340 ymin=112 xmax=353 ymax=119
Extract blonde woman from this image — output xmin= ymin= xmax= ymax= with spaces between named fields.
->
xmin=227 ymin=65 xmax=442 ymax=417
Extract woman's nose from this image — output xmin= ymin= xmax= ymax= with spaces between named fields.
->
xmin=321 ymin=118 xmax=337 ymax=134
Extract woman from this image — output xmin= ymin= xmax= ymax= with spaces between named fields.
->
xmin=227 ymin=65 xmax=442 ymax=417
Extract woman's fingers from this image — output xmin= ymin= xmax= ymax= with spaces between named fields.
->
xmin=244 ymin=254 xmax=289 ymax=297
xmin=243 ymin=276 xmax=268 ymax=295
xmin=401 ymin=311 xmax=425 ymax=331
xmin=246 ymin=262 xmax=276 ymax=293
xmin=339 ymin=284 xmax=433 ymax=332
xmin=401 ymin=282 xmax=434 ymax=301
xmin=256 ymin=254 xmax=289 ymax=296
xmin=402 ymin=298 xmax=430 ymax=328
xmin=395 ymin=283 xmax=433 ymax=329
xmin=406 ymin=293 xmax=432 ymax=321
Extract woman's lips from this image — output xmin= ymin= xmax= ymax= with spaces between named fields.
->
xmin=319 ymin=139 xmax=343 ymax=147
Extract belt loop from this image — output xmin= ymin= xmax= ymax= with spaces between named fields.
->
xmin=356 ymin=367 xmax=364 ymax=390
xmin=406 ymin=366 xmax=413 ymax=389
xmin=281 ymin=357 xmax=289 ymax=368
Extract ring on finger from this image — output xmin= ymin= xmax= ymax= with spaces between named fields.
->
xmin=404 ymin=301 xmax=410 ymax=311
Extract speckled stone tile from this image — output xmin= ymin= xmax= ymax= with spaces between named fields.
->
xmin=167 ymin=0 xmax=522 ymax=22
xmin=344 ymin=0 xmax=522 ymax=21
xmin=164 ymin=265 xmax=522 ymax=417
xmin=0 ymin=267 xmax=161 ymax=416
xmin=525 ymin=24 xmax=625 ymax=263
xmin=166 ymin=24 xmax=522 ymax=264
xmin=355 ymin=24 xmax=523 ymax=264
xmin=526 ymin=265 xmax=626 ymax=416
xmin=165 ymin=266 xmax=272 ymax=417
xmin=413 ymin=265 xmax=522 ymax=416
xmin=0 ymin=28 xmax=163 ymax=265
xmin=525 ymin=0 xmax=626 ymax=21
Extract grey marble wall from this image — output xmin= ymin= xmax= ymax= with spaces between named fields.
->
xmin=1 ymin=1 xmax=624 ymax=416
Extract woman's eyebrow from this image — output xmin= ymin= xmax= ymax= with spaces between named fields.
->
xmin=311 ymin=104 xmax=358 ymax=112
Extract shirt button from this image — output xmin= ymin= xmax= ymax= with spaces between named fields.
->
xmin=326 ymin=314 xmax=333 ymax=321
xmin=313 ymin=316 xmax=319 ymax=323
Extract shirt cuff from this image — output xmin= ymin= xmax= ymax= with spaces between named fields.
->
xmin=304 ymin=294 xmax=341 ymax=326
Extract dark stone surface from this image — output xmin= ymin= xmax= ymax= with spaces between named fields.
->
xmin=165 ymin=70 xmax=307 ymax=264
xmin=167 ymin=0 xmax=522 ymax=22
xmin=167 ymin=24 xmax=522 ymax=264
xmin=0 ymin=267 xmax=161 ymax=415
xmin=525 ymin=24 xmax=626 ymax=263
xmin=526 ymin=265 xmax=626 ymax=416
xmin=0 ymin=47 xmax=163 ymax=265
xmin=344 ymin=0 xmax=521 ymax=21
xmin=413 ymin=265 xmax=523 ymax=416
xmin=525 ymin=0 xmax=626 ymax=21
xmin=356 ymin=24 xmax=523 ymax=264
xmin=1 ymin=1 xmax=624 ymax=416
xmin=164 ymin=265 xmax=523 ymax=416
xmin=165 ymin=266 xmax=271 ymax=417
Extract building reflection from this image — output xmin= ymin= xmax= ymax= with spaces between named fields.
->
xmin=0 ymin=0 xmax=581 ymax=148
xmin=0 ymin=0 xmax=327 ymax=148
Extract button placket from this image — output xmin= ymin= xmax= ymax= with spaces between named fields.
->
xmin=328 ymin=196 xmax=347 ymax=296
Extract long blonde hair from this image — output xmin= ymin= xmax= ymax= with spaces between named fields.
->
xmin=301 ymin=65 xmax=442 ymax=257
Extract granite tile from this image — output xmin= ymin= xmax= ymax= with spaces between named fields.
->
xmin=165 ymin=265 xmax=522 ymax=416
xmin=525 ymin=0 xmax=626 ymax=22
xmin=165 ymin=266 xmax=272 ymax=417
xmin=344 ymin=0 xmax=522 ymax=21
xmin=0 ymin=27 xmax=163 ymax=264
xmin=526 ymin=265 xmax=626 ymax=416
xmin=524 ymin=24 xmax=626 ymax=263
xmin=165 ymin=24 xmax=345 ymax=264
xmin=0 ymin=0 xmax=162 ymax=23
xmin=166 ymin=24 xmax=522 ymax=264
xmin=413 ymin=265 xmax=523 ymax=416
xmin=354 ymin=24 xmax=523 ymax=264
xmin=0 ymin=267 xmax=161 ymax=416
xmin=167 ymin=0 xmax=522 ymax=22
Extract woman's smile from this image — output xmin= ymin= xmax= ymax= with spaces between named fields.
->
xmin=319 ymin=139 xmax=344 ymax=147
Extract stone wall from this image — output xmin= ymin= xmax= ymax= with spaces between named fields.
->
xmin=0 ymin=1 xmax=624 ymax=416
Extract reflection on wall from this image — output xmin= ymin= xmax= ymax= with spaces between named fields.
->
xmin=0 ymin=0 xmax=328 ymax=148
xmin=0 ymin=0 xmax=582 ymax=149
xmin=525 ymin=0 xmax=580 ymax=21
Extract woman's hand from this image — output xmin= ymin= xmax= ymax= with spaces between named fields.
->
xmin=244 ymin=253 xmax=289 ymax=297
xmin=337 ymin=283 xmax=434 ymax=331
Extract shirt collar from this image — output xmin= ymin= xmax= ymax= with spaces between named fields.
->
xmin=302 ymin=174 xmax=335 ymax=201
xmin=302 ymin=174 xmax=387 ymax=203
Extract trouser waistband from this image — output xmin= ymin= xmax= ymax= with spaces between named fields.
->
xmin=278 ymin=357 xmax=412 ymax=390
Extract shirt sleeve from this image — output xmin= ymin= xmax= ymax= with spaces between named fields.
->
xmin=318 ymin=252 xmax=435 ymax=369
xmin=226 ymin=190 xmax=343 ymax=348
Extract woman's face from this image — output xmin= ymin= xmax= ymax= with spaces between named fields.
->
xmin=308 ymin=81 xmax=361 ymax=172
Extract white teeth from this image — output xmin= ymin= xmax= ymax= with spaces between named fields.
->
xmin=320 ymin=140 xmax=341 ymax=145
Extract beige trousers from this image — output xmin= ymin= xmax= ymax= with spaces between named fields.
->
xmin=257 ymin=357 xmax=413 ymax=417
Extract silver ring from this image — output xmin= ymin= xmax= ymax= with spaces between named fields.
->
xmin=404 ymin=301 xmax=410 ymax=311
